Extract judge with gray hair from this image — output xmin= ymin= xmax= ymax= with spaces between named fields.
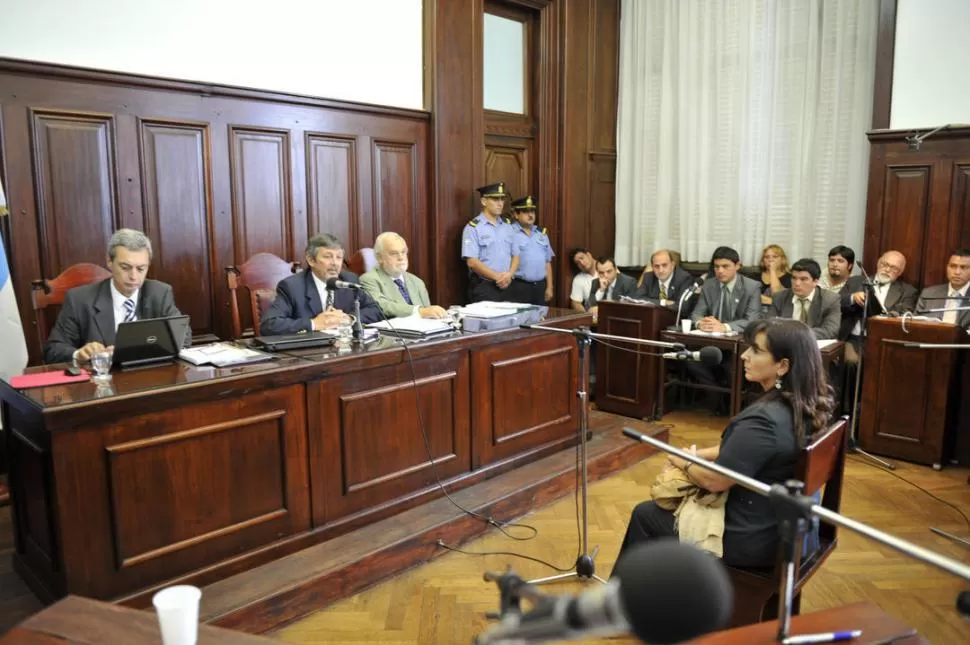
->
xmin=360 ymin=232 xmax=447 ymax=319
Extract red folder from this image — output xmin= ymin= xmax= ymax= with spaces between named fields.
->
xmin=9 ymin=370 xmax=91 ymax=389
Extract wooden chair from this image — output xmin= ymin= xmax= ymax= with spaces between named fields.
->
xmin=346 ymin=248 xmax=377 ymax=277
xmin=31 ymin=262 xmax=112 ymax=351
xmin=225 ymin=253 xmax=300 ymax=338
xmin=724 ymin=414 xmax=849 ymax=628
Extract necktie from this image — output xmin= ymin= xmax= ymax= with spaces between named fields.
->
xmin=325 ymin=289 xmax=334 ymax=310
xmin=394 ymin=277 xmax=413 ymax=305
xmin=659 ymin=283 xmax=667 ymax=300
xmin=798 ymin=298 xmax=809 ymax=323
xmin=718 ymin=285 xmax=731 ymax=321
xmin=123 ymin=298 xmax=136 ymax=323
xmin=944 ymin=291 xmax=959 ymax=325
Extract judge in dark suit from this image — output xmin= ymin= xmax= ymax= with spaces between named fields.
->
xmin=915 ymin=249 xmax=970 ymax=330
xmin=636 ymin=249 xmax=695 ymax=313
xmin=44 ymin=229 xmax=187 ymax=364
xmin=260 ymin=233 xmax=381 ymax=336
xmin=690 ymin=246 xmax=762 ymax=333
xmin=584 ymin=255 xmax=639 ymax=313
xmin=840 ymin=250 xmax=918 ymax=362
xmin=769 ymin=258 xmax=841 ymax=340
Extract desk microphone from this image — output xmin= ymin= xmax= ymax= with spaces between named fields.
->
xmin=474 ymin=540 xmax=732 ymax=645
xmin=325 ymin=277 xmax=362 ymax=290
xmin=662 ymin=346 xmax=722 ymax=365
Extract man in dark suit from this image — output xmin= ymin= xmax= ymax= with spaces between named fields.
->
xmin=690 ymin=246 xmax=761 ymax=333
xmin=915 ymin=248 xmax=970 ymax=330
xmin=584 ymin=255 xmax=639 ymax=315
xmin=44 ymin=229 xmax=187 ymax=364
xmin=769 ymin=258 xmax=841 ymax=339
xmin=636 ymin=249 xmax=695 ymax=313
xmin=840 ymin=249 xmax=918 ymax=362
xmin=260 ymin=233 xmax=381 ymax=336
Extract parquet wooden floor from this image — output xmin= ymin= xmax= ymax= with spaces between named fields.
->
xmin=274 ymin=410 xmax=970 ymax=645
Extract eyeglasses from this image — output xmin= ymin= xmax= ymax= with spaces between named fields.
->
xmin=877 ymin=260 xmax=903 ymax=273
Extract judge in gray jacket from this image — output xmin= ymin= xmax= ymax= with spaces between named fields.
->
xmin=360 ymin=232 xmax=447 ymax=319
xmin=769 ymin=258 xmax=841 ymax=339
xmin=44 ymin=229 xmax=187 ymax=364
xmin=584 ymin=256 xmax=639 ymax=313
xmin=915 ymin=248 xmax=970 ymax=330
xmin=690 ymin=246 xmax=762 ymax=333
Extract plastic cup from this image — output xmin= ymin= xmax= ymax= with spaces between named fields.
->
xmin=680 ymin=319 xmax=692 ymax=333
xmin=152 ymin=585 xmax=201 ymax=645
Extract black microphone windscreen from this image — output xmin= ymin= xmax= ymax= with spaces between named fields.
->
xmin=614 ymin=539 xmax=733 ymax=644
xmin=325 ymin=277 xmax=339 ymax=290
xmin=957 ymin=590 xmax=970 ymax=619
xmin=699 ymin=346 xmax=723 ymax=365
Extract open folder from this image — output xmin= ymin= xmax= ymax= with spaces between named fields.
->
xmin=367 ymin=317 xmax=455 ymax=339
xmin=179 ymin=343 xmax=274 ymax=367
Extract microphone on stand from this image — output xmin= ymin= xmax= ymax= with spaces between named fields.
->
xmin=326 ymin=277 xmax=363 ymax=290
xmin=855 ymin=262 xmax=890 ymax=317
xmin=674 ymin=278 xmax=703 ymax=327
xmin=661 ymin=346 xmax=723 ymax=365
xmin=474 ymin=540 xmax=733 ymax=645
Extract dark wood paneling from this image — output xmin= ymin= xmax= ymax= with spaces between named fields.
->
xmin=306 ymin=134 xmax=358 ymax=251
xmin=588 ymin=154 xmax=617 ymax=262
xmin=871 ymin=0 xmax=897 ymax=130
xmin=589 ymin=0 xmax=620 ymax=152
xmin=139 ymin=119 xmax=214 ymax=335
xmin=881 ymin=166 xmax=931 ymax=284
xmin=371 ymin=140 xmax=417 ymax=248
xmin=951 ymin=164 xmax=970 ymax=250
xmin=30 ymin=110 xmax=117 ymax=275
xmin=229 ymin=127 xmax=292 ymax=261
xmin=484 ymin=140 xmax=529 ymax=205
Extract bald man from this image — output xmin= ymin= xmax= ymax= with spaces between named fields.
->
xmin=840 ymin=249 xmax=918 ymax=362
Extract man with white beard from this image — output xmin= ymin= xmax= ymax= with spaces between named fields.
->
xmin=360 ymin=232 xmax=448 ymax=319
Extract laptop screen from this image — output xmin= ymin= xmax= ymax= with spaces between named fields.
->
xmin=113 ymin=316 xmax=190 ymax=368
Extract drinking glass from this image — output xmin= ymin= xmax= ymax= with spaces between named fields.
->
xmin=336 ymin=321 xmax=354 ymax=343
xmin=91 ymin=351 xmax=113 ymax=382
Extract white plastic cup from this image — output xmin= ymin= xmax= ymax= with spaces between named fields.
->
xmin=680 ymin=319 xmax=692 ymax=333
xmin=153 ymin=585 xmax=201 ymax=645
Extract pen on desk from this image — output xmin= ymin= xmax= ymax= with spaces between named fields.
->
xmin=782 ymin=631 xmax=862 ymax=645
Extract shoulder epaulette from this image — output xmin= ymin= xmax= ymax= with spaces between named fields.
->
xmin=541 ymin=227 xmax=548 ymax=235
xmin=468 ymin=218 xmax=478 ymax=227
xmin=503 ymin=216 xmax=511 ymax=224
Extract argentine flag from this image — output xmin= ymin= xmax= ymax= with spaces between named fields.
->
xmin=0 ymin=177 xmax=29 ymax=380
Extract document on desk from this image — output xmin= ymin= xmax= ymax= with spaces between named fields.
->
xmin=179 ymin=343 xmax=274 ymax=367
xmin=817 ymin=339 xmax=839 ymax=349
xmin=686 ymin=329 xmax=740 ymax=337
xmin=368 ymin=317 xmax=454 ymax=338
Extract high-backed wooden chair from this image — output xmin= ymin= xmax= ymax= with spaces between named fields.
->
xmin=31 ymin=263 xmax=112 ymax=351
xmin=346 ymin=248 xmax=377 ymax=277
xmin=225 ymin=253 xmax=300 ymax=338
xmin=725 ymin=415 xmax=849 ymax=627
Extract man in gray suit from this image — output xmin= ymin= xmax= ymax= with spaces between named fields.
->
xmin=690 ymin=246 xmax=762 ymax=333
xmin=915 ymin=248 xmax=970 ymax=330
xmin=360 ymin=232 xmax=447 ymax=319
xmin=585 ymin=256 xmax=639 ymax=317
xmin=769 ymin=258 xmax=841 ymax=339
xmin=44 ymin=229 xmax=187 ymax=364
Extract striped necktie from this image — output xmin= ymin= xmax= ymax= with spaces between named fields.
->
xmin=394 ymin=277 xmax=413 ymax=305
xmin=123 ymin=298 xmax=136 ymax=323
xmin=659 ymin=282 xmax=667 ymax=300
xmin=325 ymin=289 xmax=334 ymax=310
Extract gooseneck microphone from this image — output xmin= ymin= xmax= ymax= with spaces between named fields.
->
xmin=325 ymin=277 xmax=362 ymax=290
xmin=474 ymin=540 xmax=733 ymax=645
xmin=661 ymin=346 xmax=723 ymax=365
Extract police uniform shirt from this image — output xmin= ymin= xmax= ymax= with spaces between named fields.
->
xmin=461 ymin=213 xmax=517 ymax=274
xmin=514 ymin=224 xmax=555 ymax=282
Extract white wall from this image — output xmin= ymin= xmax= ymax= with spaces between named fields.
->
xmin=0 ymin=0 xmax=424 ymax=110
xmin=891 ymin=0 xmax=970 ymax=129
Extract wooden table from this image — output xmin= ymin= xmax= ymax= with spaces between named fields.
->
xmin=691 ymin=601 xmax=923 ymax=644
xmin=0 ymin=595 xmax=280 ymax=644
xmin=0 ymin=310 xmax=589 ymax=605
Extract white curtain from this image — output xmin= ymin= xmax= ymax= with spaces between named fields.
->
xmin=615 ymin=0 xmax=878 ymax=267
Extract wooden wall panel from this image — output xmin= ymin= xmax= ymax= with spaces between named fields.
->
xmin=229 ymin=127 xmax=292 ymax=261
xmin=881 ymin=166 xmax=931 ymax=283
xmin=484 ymin=141 xmax=529 ymax=205
xmin=306 ymin=134 xmax=358 ymax=252
xmin=371 ymin=140 xmax=416 ymax=247
xmin=139 ymin=120 xmax=214 ymax=335
xmin=951 ymin=164 xmax=970 ymax=250
xmin=30 ymin=110 xmax=117 ymax=275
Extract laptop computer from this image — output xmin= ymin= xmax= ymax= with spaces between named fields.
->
xmin=113 ymin=315 xmax=191 ymax=368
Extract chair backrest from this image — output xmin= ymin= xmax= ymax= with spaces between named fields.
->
xmin=796 ymin=414 xmax=849 ymax=544
xmin=347 ymin=248 xmax=377 ymax=277
xmin=225 ymin=253 xmax=300 ymax=338
xmin=31 ymin=263 xmax=112 ymax=349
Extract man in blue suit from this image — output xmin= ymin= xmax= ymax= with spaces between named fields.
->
xmin=260 ymin=233 xmax=382 ymax=335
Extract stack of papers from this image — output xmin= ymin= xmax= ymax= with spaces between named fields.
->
xmin=817 ymin=340 xmax=839 ymax=349
xmin=368 ymin=317 xmax=455 ymax=338
xmin=179 ymin=343 xmax=274 ymax=367
xmin=460 ymin=302 xmax=531 ymax=318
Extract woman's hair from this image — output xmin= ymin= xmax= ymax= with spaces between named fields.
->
xmin=760 ymin=244 xmax=790 ymax=274
xmin=743 ymin=319 xmax=835 ymax=444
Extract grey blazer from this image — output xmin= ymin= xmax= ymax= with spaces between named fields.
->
xmin=585 ymin=272 xmax=639 ymax=310
xmin=359 ymin=268 xmax=432 ymax=318
xmin=691 ymin=274 xmax=762 ymax=332
xmin=44 ymin=278 xmax=187 ymax=364
xmin=916 ymin=283 xmax=970 ymax=329
xmin=769 ymin=287 xmax=841 ymax=340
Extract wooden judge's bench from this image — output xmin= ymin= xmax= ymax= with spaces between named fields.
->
xmin=0 ymin=310 xmax=589 ymax=605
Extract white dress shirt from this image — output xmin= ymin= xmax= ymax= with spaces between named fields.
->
xmin=944 ymin=283 xmax=969 ymax=325
xmin=110 ymin=281 xmax=139 ymax=331
xmin=791 ymin=288 xmax=815 ymax=322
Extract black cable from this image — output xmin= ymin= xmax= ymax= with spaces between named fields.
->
xmin=436 ymin=539 xmax=577 ymax=572
xmin=848 ymin=455 xmax=970 ymax=534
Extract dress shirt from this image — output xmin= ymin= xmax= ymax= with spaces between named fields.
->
xmin=110 ymin=281 xmax=139 ymax=332
xmin=791 ymin=288 xmax=815 ymax=322
xmin=944 ymin=283 xmax=969 ymax=325
xmin=389 ymin=272 xmax=421 ymax=316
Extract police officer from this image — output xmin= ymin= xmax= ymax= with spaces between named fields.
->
xmin=510 ymin=195 xmax=554 ymax=305
xmin=461 ymin=182 xmax=519 ymax=302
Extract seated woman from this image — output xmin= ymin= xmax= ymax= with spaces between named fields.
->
xmin=760 ymin=244 xmax=792 ymax=306
xmin=611 ymin=318 xmax=835 ymax=572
